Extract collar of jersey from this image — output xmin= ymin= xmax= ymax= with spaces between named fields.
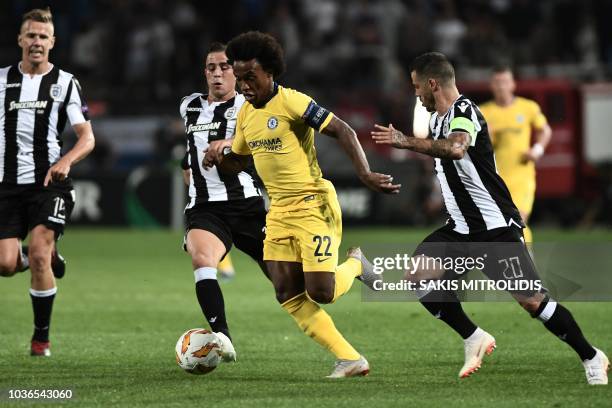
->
xmin=252 ymin=82 xmax=279 ymax=109
xmin=440 ymin=94 xmax=465 ymax=120
xmin=18 ymin=62 xmax=55 ymax=77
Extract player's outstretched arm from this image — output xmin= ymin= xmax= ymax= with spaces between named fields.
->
xmin=371 ymin=124 xmax=469 ymax=160
xmin=321 ymin=116 xmax=401 ymax=194
xmin=44 ymin=121 xmax=95 ymax=186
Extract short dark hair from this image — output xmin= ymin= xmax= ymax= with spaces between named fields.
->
xmin=492 ymin=64 xmax=513 ymax=74
xmin=22 ymin=7 xmax=53 ymax=27
xmin=207 ymin=42 xmax=226 ymax=55
xmin=410 ymin=52 xmax=455 ymax=86
xmin=226 ymin=31 xmax=285 ymax=77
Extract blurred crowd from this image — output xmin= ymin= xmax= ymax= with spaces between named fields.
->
xmin=1 ymin=0 xmax=611 ymax=226
xmin=1 ymin=0 xmax=611 ymax=115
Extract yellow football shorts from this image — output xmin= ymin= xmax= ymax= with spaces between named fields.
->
xmin=506 ymin=179 xmax=535 ymax=216
xmin=264 ymin=188 xmax=342 ymax=272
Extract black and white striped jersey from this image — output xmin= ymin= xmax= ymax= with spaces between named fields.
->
xmin=429 ymin=94 xmax=523 ymax=234
xmin=1 ymin=64 xmax=89 ymax=185
xmin=179 ymin=92 xmax=261 ymax=207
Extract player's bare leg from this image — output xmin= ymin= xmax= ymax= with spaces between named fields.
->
xmin=28 ymin=225 xmax=57 ymax=356
xmin=0 ymin=238 xmax=26 ymax=276
xmin=186 ymin=229 xmax=235 ymax=359
xmin=268 ymin=261 xmax=368 ymax=377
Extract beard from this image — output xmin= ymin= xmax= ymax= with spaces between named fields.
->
xmin=423 ymin=98 xmax=436 ymax=112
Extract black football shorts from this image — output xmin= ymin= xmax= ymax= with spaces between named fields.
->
xmin=0 ymin=180 xmax=75 ymax=241
xmin=413 ymin=224 xmax=543 ymax=297
xmin=183 ymin=197 xmax=266 ymax=262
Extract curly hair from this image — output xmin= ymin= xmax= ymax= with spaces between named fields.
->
xmin=226 ymin=31 xmax=285 ymax=77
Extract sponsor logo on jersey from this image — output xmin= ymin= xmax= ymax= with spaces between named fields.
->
xmin=50 ymin=84 xmax=62 ymax=100
xmin=248 ymin=137 xmax=282 ymax=152
xmin=516 ymin=114 xmax=524 ymax=123
xmin=458 ymin=102 xmax=469 ymax=113
xmin=186 ymin=107 xmax=204 ymax=112
xmin=224 ymin=107 xmax=237 ymax=120
xmin=187 ymin=122 xmax=221 ymax=134
xmin=5 ymin=82 xmax=21 ymax=88
xmin=267 ymin=116 xmax=278 ymax=129
xmin=8 ymin=100 xmax=48 ymax=111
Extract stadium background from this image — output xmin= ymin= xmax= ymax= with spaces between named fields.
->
xmin=2 ymin=0 xmax=612 ymax=229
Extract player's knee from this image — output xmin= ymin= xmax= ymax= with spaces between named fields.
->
xmin=405 ymin=267 xmax=433 ymax=283
xmin=0 ymin=264 xmax=17 ymax=276
xmin=28 ymin=246 xmax=52 ymax=273
xmin=0 ymin=253 xmax=18 ymax=276
xmin=190 ymin=250 xmax=219 ymax=269
xmin=519 ymin=298 xmax=541 ymax=315
xmin=306 ymin=287 xmax=334 ymax=304
xmin=274 ymin=284 xmax=301 ymax=304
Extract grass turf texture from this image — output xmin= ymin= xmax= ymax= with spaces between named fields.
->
xmin=1 ymin=228 xmax=611 ymax=407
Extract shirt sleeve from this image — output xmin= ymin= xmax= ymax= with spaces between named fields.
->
xmin=284 ymin=89 xmax=334 ymax=131
xmin=529 ymin=101 xmax=548 ymax=130
xmin=231 ymin=105 xmax=251 ymax=155
xmin=450 ymin=101 xmax=478 ymax=146
xmin=179 ymin=96 xmax=189 ymax=121
xmin=66 ymin=77 xmax=89 ymax=126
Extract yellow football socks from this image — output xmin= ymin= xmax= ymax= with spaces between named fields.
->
xmin=332 ymin=257 xmax=362 ymax=302
xmin=282 ymin=292 xmax=360 ymax=360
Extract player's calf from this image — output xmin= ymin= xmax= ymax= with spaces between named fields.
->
xmin=528 ymin=295 xmax=600 ymax=372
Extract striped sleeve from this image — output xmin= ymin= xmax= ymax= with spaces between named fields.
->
xmin=450 ymin=100 xmax=479 ymax=146
xmin=66 ymin=77 xmax=89 ymax=125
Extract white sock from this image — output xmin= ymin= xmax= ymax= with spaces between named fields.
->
xmin=29 ymin=287 xmax=57 ymax=297
xmin=465 ymin=327 xmax=484 ymax=342
xmin=194 ymin=267 xmax=217 ymax=283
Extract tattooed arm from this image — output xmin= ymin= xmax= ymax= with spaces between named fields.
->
xmin=371 ymin=124 xmax=470 ymax=160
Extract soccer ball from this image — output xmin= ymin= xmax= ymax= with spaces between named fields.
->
xmin=175 ymin=329 xmax=223 ymax=374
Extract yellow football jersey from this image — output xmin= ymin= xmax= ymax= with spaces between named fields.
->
xmin=232 ymin=84 xmax=334 ymax=209
xmin=479 ymin=97 xmax=547 ymax=186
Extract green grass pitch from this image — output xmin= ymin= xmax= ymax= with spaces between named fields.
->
xmin=1 ymin=228 xmax=611 ymax=407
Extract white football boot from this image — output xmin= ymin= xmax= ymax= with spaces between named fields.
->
xmin=583 ymin=348 xmax=609 ymax=385
xmin=347 ymin=247 xmax=379 ymax=290
xmin=215 ymin=332 xmax=237 ymax=362
xmin=459 ymin=328 xmax=496 ymax=378
xmin=326 ymin=355 xmax=370 ymax=378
